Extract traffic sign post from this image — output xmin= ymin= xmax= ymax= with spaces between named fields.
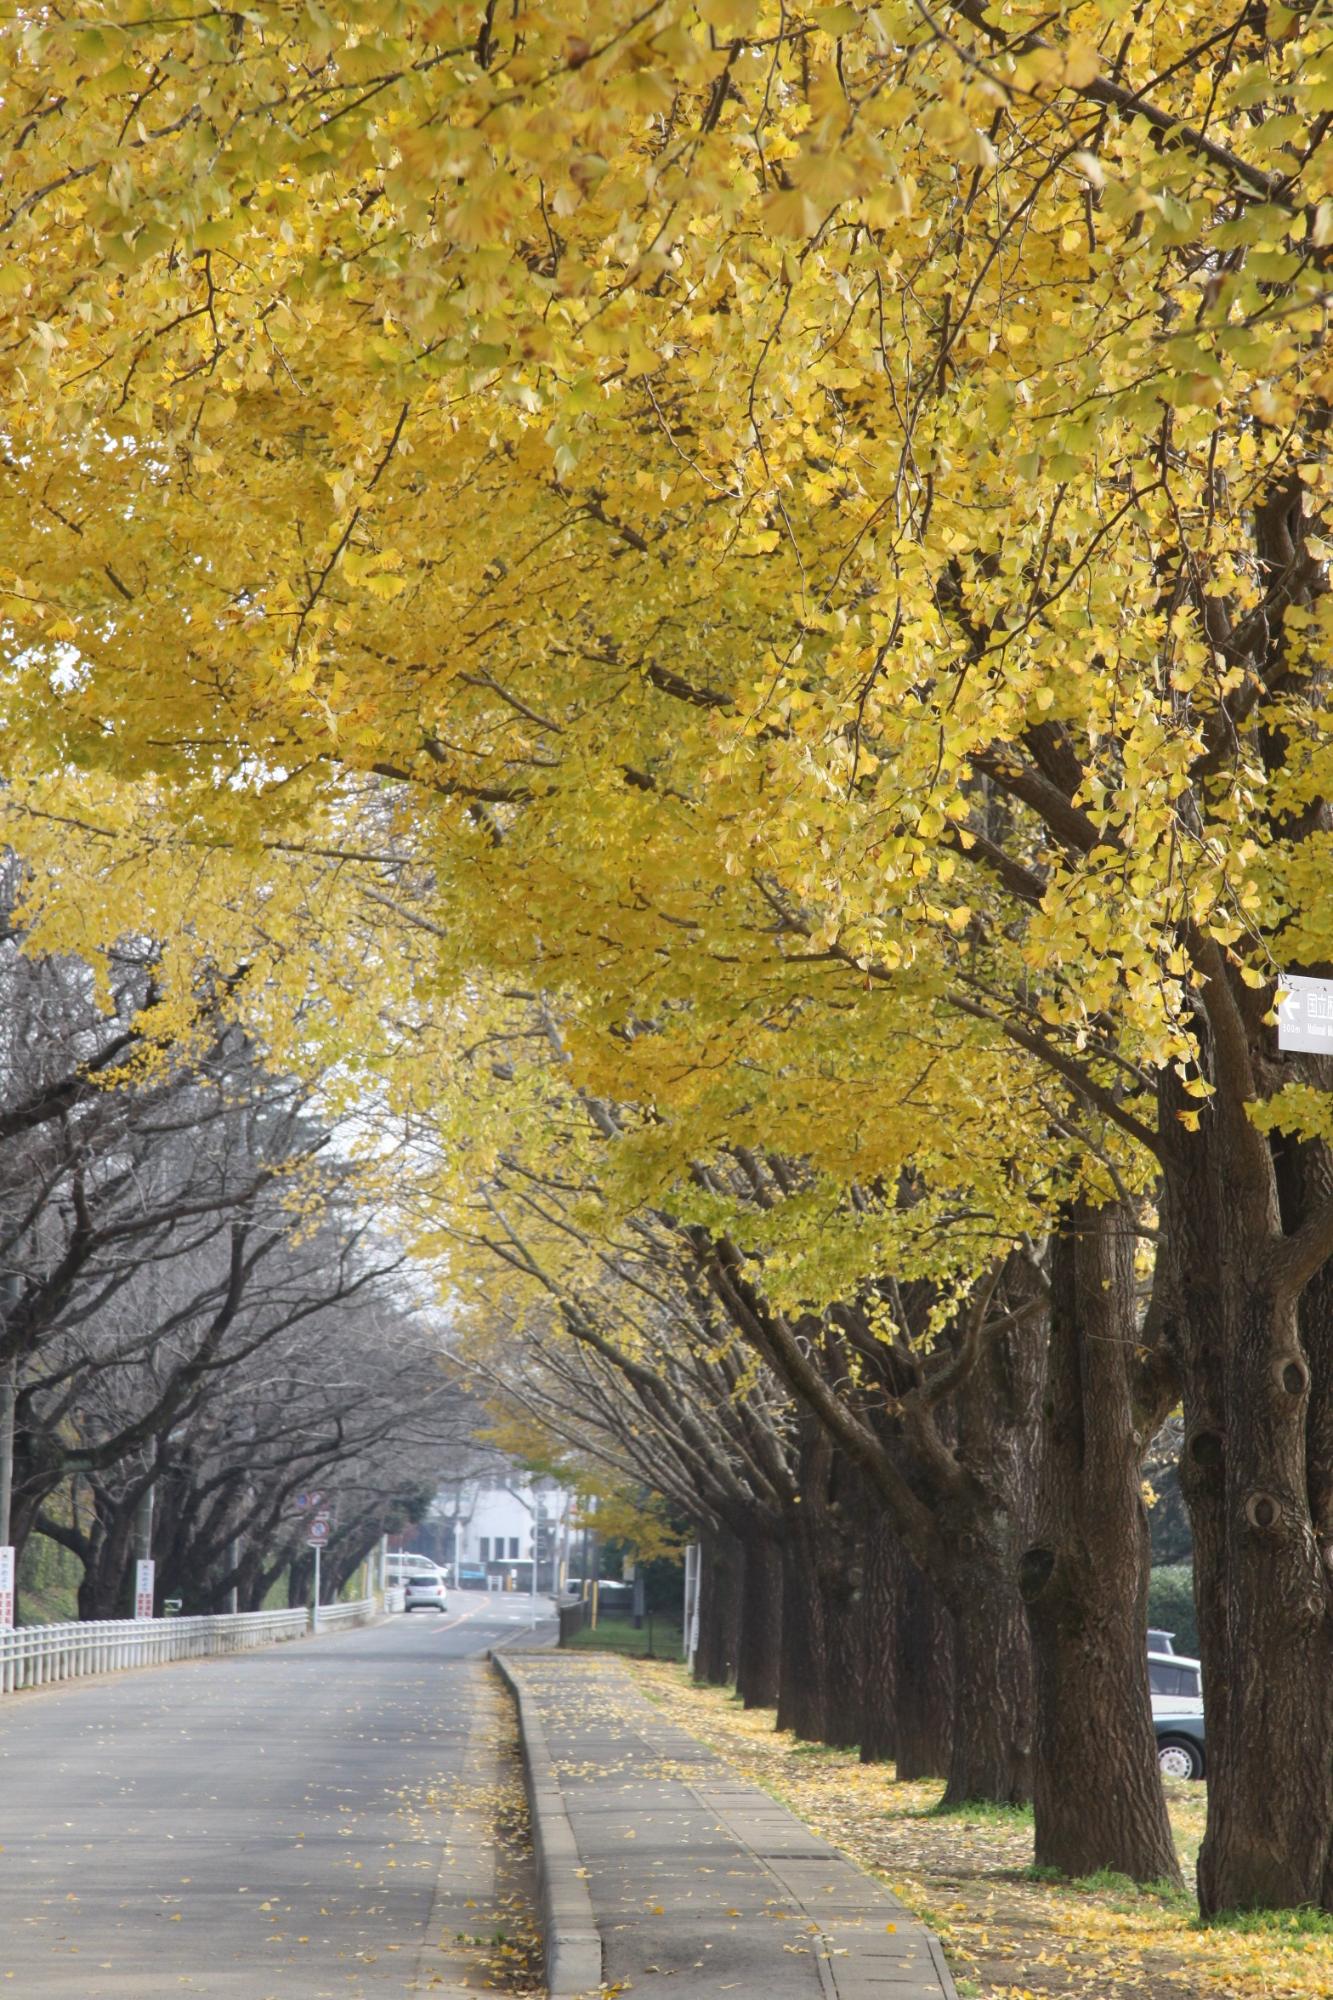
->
xmin=0 ymin=1544 xmax=14 ymax=1630
xmin=306 ymin=1514 xmax=330 ymax=1633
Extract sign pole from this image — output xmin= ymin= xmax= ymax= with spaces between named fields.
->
xmin=311 ymin=1541 xmax=321 ymax=1633
xmin=0 ymin=1357 xmax=14 ymax=1552
xmin=134 ymin=1558 xmax=155 ymax=1620
xmin=0 ymin=1273 xmax=20 ymax=1616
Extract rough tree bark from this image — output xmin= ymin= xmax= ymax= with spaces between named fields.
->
xmin=722 ymin=1537 xmax=745 ymax=1683
xmin=936 ymin=1306 xmax=1041 ymax=1807
xmin=777 ymin=1519 xmax=829 ymax=1740
xmin=858 ymin=1507 xmax=898 ymax=1764
xmin=1168 ymin=1066 xmax=1333 ymax=1914
xmin=1021 ymin=1199 xmax=1182 ymax=1885
xmin=75 ymin=1480 xmax=150 ymax=1620
xmin=894 ymin=1550 xmax=953 ymax=1779
xmin=736 ymin=1532 xmax=783 ymax=1709
xmin=944 ymin=1538 xmax=1033 ymax=1807
xmin=694 ymin=1530 xmax=738 ymax=1686
xmin=695 ymin=1233 xmax=1042 ymax=1799
xmin=814 ymin=1448 xmax=862 ymax=1749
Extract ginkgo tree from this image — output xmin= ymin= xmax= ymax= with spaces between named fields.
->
xmin=4 ymin=0 xmax=1333 ymax=1912
xmin=400 ymin=980 xmax=1168 ymax=1872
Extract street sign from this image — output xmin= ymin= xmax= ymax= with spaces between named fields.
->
xmin=0 ymin=1545 xmax=13 ymax=1630
xmin=306 ymin=1516 xmax=330 ymax=1546
xmin=293 ymin=1490 xmax=324 ymax=1514
xmin=134 ymin=1558 xmax=155 ymax=1620
xmin=1278 ymin=975 xmax=1333 ymax=1055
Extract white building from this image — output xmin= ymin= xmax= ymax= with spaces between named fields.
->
xmin=434 ymin=1474 xmax=575 ymax=1591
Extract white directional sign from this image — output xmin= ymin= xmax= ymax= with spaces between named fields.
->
xmin=1278 ymin=975 xmax=1333 ymax=1055
xmin=0 ymin=1545 xmax=13 ymax=1630
xmin=134 ymin=1558 xmax=155 ymax=1620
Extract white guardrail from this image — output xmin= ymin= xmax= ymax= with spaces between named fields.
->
xmin=0 ymin=1595 xmax=385 ymax=1696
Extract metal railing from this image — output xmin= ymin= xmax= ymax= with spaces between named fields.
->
xmin=0 ymin=1596 xmax=381 ymax=1696
xmin=316 ymin=1596 xmax=387 ymax=1633
xmin=558 ymin=1594 xmax=591 ymax=1646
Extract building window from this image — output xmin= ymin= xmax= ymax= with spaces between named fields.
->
xmin=480 ymin=1537 xmax=490 ymax=1561
xmin=509 ymin=1537 xmax=519 ymax=1559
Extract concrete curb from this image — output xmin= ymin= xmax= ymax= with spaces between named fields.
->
xmin=491 ymin=1650 xmax=603 ymax=2000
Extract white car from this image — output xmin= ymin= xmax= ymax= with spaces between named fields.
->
xmin=1148 ymin=1649 xmax=1201 ymax=1710
xmin=403 ymin=1572 xmax=448 ymax=1612
xmin=386 ymin=1550 xmax=440 ymax=1581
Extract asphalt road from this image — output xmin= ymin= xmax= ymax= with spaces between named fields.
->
xmin=0 ymin=1591 xmax=547 ymax=1998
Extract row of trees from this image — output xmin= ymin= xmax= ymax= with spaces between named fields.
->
xmin=1 ymin=873 xmax=467 ymax=1617
xmin=4 ymin=0 xmax=1333 ymax=1916
xmin=442 ymin=1001 xmax=1177 ymax=1882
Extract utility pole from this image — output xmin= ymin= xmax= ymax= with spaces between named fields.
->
xmin=134 ymin=1481 xmax=154 ymax=1565
xmin=0 ymin=1354 xmax=13 ymax=1551
xmin=556 ymin=1488 xmax=571 ymax=1594
xmin=0 ymin=1268 xmax=20 ymax=1550
xmin=1 ymin=1270 xmax=20 ymax=1630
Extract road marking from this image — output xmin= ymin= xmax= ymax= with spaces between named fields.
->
xmin=430 ymin=1600 xmax=488 ymax=1638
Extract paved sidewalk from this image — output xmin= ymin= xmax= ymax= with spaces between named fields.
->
xmin=501 ymin=1654 xmax=958 ymax=2000
xmin=492 ymin=1611 xmax=561 ymax=1652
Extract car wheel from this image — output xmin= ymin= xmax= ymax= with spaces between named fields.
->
xmin=1157 ymin=1737 xmax=1204 ymax=1781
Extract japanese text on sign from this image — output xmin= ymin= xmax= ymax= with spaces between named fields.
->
xmin=1278 ymin=975 xmax=1333 ymax=1055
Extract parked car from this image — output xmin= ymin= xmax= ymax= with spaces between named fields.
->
xmin=1154 ymin=1709 xmax=1205 ymax=1780
xmin=1148 ymin=1650 xmax=1201 ymax=1703
xmin=457 ymin=1562 xmax=488 ymax=1590
xmin=403 ymin=1573 xmax=448 ymax=1612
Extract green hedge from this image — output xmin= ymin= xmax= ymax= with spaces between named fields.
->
xmin=1148 ymin=1563 xmax=1199 ymax=1657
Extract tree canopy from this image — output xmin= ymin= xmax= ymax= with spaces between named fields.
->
xmin=6 ymin=0 xmax=1333 ymax=1915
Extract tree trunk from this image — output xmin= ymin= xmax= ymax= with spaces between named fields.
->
xmin=859 ymin=1512 xmax=898 ymax=1764
xmin=77 ymin=1490 xmax=141 ymax=1621
xmin=894 ymin=1551 xmax=952 ymax=1779
xmin=938 ymin=1281 xmax=1042 ymax=1807
xmin=722 ymin=1537 xmax=744 ymax=1683
xmin=1168 ymin=1101 xmax=1333 ymax=1914
xmin=944 ymin=1546 xmax=1033 ymax=1806
xmin=694 ymin=1531 xmax=735 ymax=1686
xmin=737 ymin=1534 xmax=782 ymax=1708
xmin=1022 ymin=1200 xmax=1182 ymax=1884
xmin=777 ymin=1526 xmax=828 ymax=1740
xmin=818 ymin=1529 xmax=861 ymax=1750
